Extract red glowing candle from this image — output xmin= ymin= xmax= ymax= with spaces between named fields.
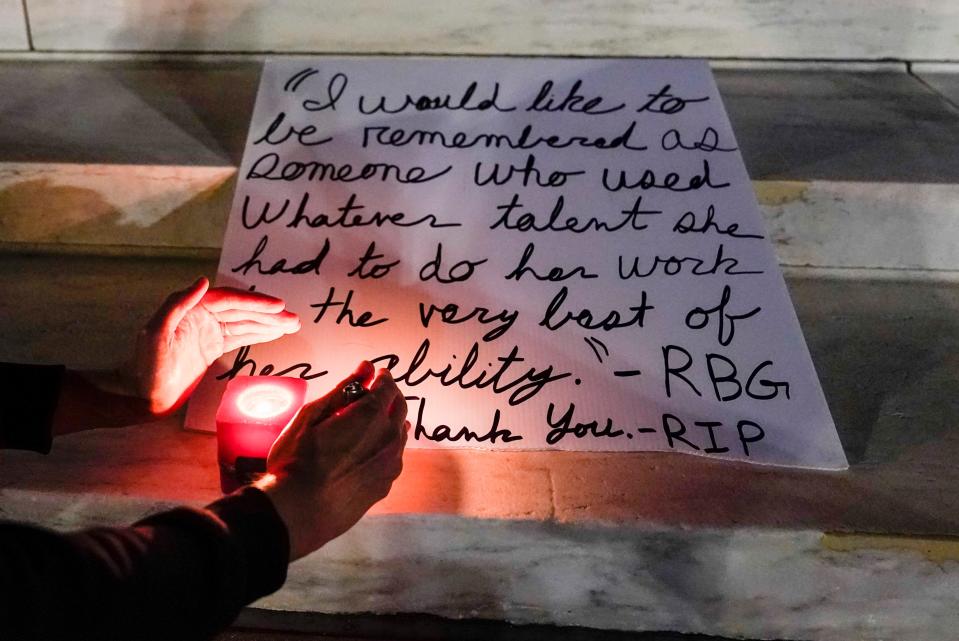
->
xmin=216 ymin=376 xmax=307 ymax=493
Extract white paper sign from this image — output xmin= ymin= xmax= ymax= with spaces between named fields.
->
xmin=186 ymin=57 xmax=847 ymax=469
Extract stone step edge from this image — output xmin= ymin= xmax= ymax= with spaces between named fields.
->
xmin=821 ymin=531 xmax=959 ymax=563
xmin=0 ymin=52 xmax=919 ymax=69
xmin=9 ymin=484 xmax=959 ymax=542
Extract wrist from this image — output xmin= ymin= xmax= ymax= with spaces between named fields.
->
xmin=201 ymin=485 xmax=291 ymax=601
xmin=255 ymin=473 xmax=304 ymax=561
xmin=52 ymin=368 xmax=162 ymax=436
xmin=78 ymin=365 xmax=139 ymax=399
xmin=81 ymin=365 xmax=184 ymax=417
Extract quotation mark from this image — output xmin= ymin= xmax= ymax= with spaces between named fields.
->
xmin=584 ymin=335 xmax=609 ymax=363
xmin=284 ymin=68 xmax=319 ymax=93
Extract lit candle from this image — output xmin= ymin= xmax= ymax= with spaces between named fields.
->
xmin=215 ymin=376 xmax=307 ymax=493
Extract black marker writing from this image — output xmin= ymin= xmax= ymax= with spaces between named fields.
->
xmin=418 ymin=302 xmax=518 ymax=342
xmin=284 ymin=68 xmax=318 ymax=93
xmin=301 ymin=72 xmax=347 ymax=111
xmin=602 ymin=159 xmax=731 ymax=193
xmin=242 ymin=192 xmax=460 ymax=230
xmin=348 ymin=241 xmax=400 ymax=279
xmin=373 ymin=339 xmax=570 ymax=406
xmin=247 ymin=153 xmax=452 ymax=185
xmin=545 ymin=402 xmax=626 ymax=445
xmin=218 ymin=345 xmax=327 ymax=381
xmin=231 ymin=235 xmax=330 ymax=276
xmin=661 ymin=413 xmax=764 ymax=456
xmin=527 ymin=79 xmax=625 ymax=115
xmin=411 ymin=396 xmax=522 ymax=443
xmin=539 ymin=286 xmax=654 ymax=332
xmin=662 ymin=345 xmax=790 ymax=402
xmin=504 ymin=243 xmax=598 ymax=282
xmin=474 ymin=153 xmax=585 ymax=188
xmin=419 ymin=243 xmax=488 ymax=284
xmin=491 ymin=194 xmax=660 ymax=233
xmin=363 ymin=120 xmax=647 ymax=152
xmin=311 ymin=287 xmax=388 ymax=327
xmin=636 ymin=84 xmax=709 ymax=114
xmin=661 ymin=126 xmax=736 ymax=152
xmin=253 ymin=111 xmax=332 ymax=147
xmin=685 ymin=285 xmax=761 ymax=346
xmin=673 ymin=204 xmax=763 ymax=239
xmin=618 ymin=244 xmax=764 ymax=278
xmin=359 ymin=81 xmax=516 ymax=114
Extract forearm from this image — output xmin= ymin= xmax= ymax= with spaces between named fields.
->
xmin=0 ymin=362 xmax=65 ymax=452
xmin=51 ymin=368 xmax=163 ymax=437
xmin=0 ymin=362 xmax=165 ymax=453
xmin=0 ymin=487 xmax=289 ymax=641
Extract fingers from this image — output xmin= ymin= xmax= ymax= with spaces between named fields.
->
xmin=327 ymin=367 xmax=395 ymax=429
xmin=213 ymin=308 xmax=300 ymax=327
xmin=356 ymin=419 xmax=408 ymax=495
xmin=326 ymin=360 xmax=377 ymax=417
xmin=332 ymin=361 xmax=377 ymax=392
xmin=370 ymin=370 xmax=407 ymax=436
xmin=354 ymin=369 xmax=403 ymax=426
xmin=350 ymin=360 xmax=377 ymax=387
xmin=327 ymin=369 xmax=405 ymax=463
xmin=206 ymin=287 xmax=300 ymax=353
xmin=145 ymin=277 xmax=210 ymax=336
xmin=220 ymin=319 xmax=300 ymax=337
xmin=388 ymin=393 xmax=408 ymax=428
xmin=202 ymin=287 xmax=287 ymax=314
xmin=294 ymin=361 xmax=376 ymax=429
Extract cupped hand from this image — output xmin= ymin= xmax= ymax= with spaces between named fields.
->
xmin=257 ymin=362 xmax=409 ymax=561
xmin=126 ymin=277 xmax=300 ymax=414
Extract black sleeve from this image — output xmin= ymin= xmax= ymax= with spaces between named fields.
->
xmin=0 ymin=362 xmax=64 ymax=453
xmin=0 ymin=486 xmax=290 ymax=641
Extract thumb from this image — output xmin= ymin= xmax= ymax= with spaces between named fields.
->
xmin=296 ymin=361 xmax=375 ymax=426
xmin=145 ymin=277 xmax=210 ymax=337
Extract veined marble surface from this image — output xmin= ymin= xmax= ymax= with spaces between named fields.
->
xmin=0 ymin=0 xmax=27 ymax=51
xmin=21 ymin=0 xmax=959 ymax=60
xmin=3 ymin=488 xmax=958 ymax=641
xmin=0 ymin=163 xmax=234 ymax=248
xmin=756 ymin=181 xmax=959 ymax=272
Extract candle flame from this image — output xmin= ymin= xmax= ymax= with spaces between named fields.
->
xmin=235 ymin=384 xmax=295 ymax=419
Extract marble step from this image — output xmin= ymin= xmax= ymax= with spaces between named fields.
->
xmin=1 ymin=59 xmax=959 ymax=276
xmin=13 ymin=0 xmax=959 ymax=60
xmin=2 ymin=252 xmax=959 ymax=641
xmin=0 ymin=0 xmax=27 ymax=50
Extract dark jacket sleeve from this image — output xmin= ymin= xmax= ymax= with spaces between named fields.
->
xmin=0 ymin=488 xmax=290 ymax=641
xmin=0 ymin=361 xmax=291 ymax=640
xmin=0 ymin=361 xmax=64 ymax=453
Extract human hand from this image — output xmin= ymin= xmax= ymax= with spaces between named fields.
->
xmin=123 ymin=277 xmax=300 ymax=414
xmin=256 ymin=362 xmax=409 ymax=561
